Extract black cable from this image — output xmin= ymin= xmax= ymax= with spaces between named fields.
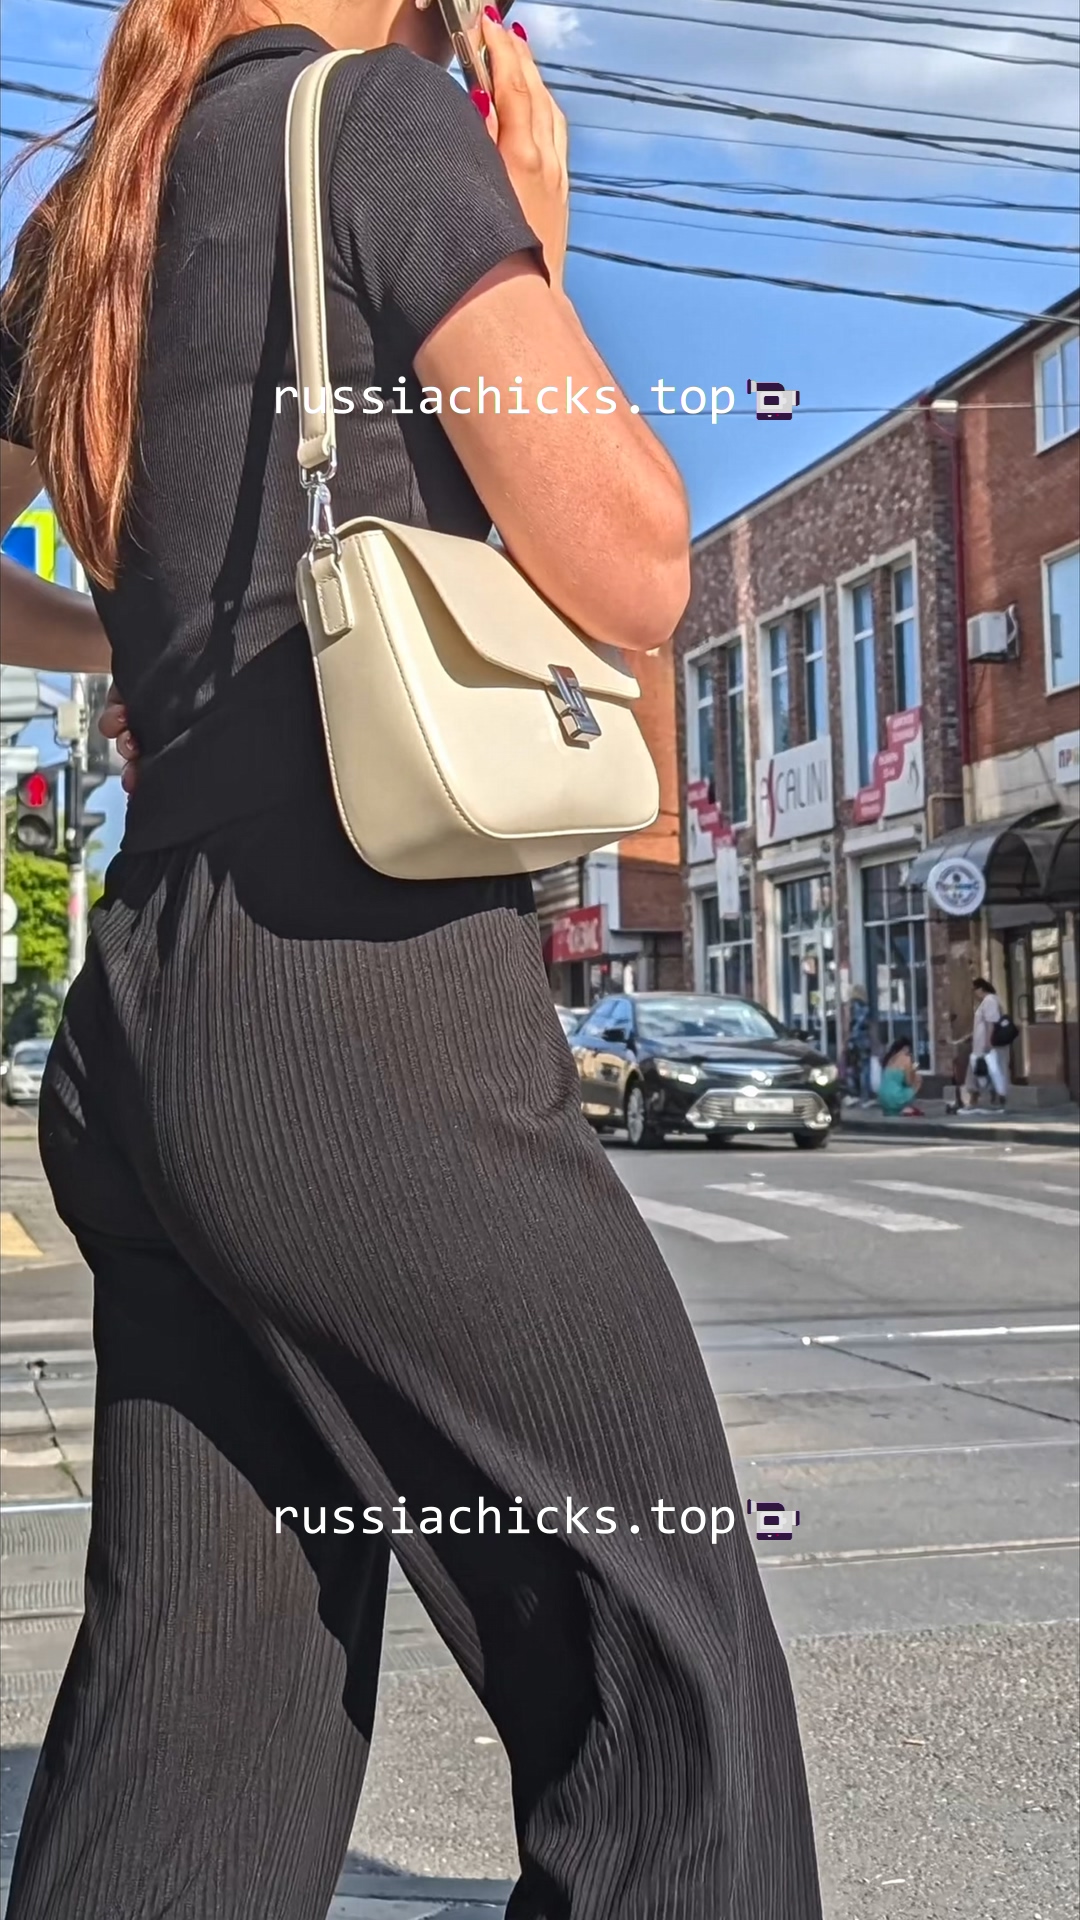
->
xmin=547 ymin=61 xmax=1080 ymax=136
xmin=581 ymin=170 xmax=1079 ymax=213
xmin=567 ymin=242 xmax=1071 ymax=320
xmin=571 ymin=176 xmax=1080 ymax=250
xmin=534 ymin=0 xmax=1080 ymax=45
xmin=552 ymin=76 xmax=1080 ymax=170
xmin=520 ymin=1 xmax=1079 ymax=66
xmin=571 ymin=117 xmax=1079 ymax=171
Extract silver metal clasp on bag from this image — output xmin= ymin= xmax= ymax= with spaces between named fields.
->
xmin=301 ymin=456 xmax=341 ymax=559
xmin=548 ymin=666 xmax=602 ymax=745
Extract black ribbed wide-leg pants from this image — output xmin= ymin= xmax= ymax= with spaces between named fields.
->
xmin=9 ymin=813 xmax=822 ymax=1920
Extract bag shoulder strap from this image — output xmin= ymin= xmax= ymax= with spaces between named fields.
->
xmin=285 ymin=49 xmax=366 ymax=482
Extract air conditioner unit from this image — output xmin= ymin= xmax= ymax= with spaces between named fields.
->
xmin=967 ymin=606 xmax=1019 ymax=662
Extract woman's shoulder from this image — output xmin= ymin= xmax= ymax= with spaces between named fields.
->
xmin=331 ymin=44 xmax=479 ymax=135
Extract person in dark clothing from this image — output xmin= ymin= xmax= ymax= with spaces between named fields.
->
xmin=0 ymin=5 xmax=822 ymax=1917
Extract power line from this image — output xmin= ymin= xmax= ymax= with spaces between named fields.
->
xmin=567 ymin=243 xmax=1072 ymax=319
xmin=548 ymin=61 xmax=1080 ymax=136
xmin=581 ymin=170 xmax=1079 ymax=213
xmin=521 ymin=0 xmax=1079 ymax=66
xmin=571 ymin=195 xmax=1077 ymax=263
xmin=536 ymin=0 xmax=1080 ymax=44
xmin=571 ymin=176 xmax=1080 ymax=250
xmin=570 ymin=116 xmax=1080 ymax=171
xmin=550 ymin=76 xmax=1080 ymax=170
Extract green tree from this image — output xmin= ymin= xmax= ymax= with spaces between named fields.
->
xmin=3 ymin=848 xmax=69 ymax=1051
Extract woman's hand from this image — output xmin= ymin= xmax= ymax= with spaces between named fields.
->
xmin=97 ymin=682 xmax=140 ymax=794
xmin=478 ymin=11 xmax=568 ymax=287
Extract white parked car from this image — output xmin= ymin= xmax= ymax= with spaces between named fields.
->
xmin=3 ymin=1038 xmax=51 ymax=1107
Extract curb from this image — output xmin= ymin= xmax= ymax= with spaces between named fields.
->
xmin=840 ymin=1116 xmax=1080 ymax=1148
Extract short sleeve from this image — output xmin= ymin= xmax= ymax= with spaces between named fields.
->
xmin=330 ymin=47 xmax=543 ymax=365
xmin=0 ymin=226 xmax=37 ymax=448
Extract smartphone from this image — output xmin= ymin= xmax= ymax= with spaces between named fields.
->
xmin=437 ymin=0 xmax=514 ymax=95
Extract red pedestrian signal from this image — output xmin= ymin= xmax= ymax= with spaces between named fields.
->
xmin=14 ymin=766 xmax=61 ymax=856
xmin=23 ymin=771 xmax=51 ymax=810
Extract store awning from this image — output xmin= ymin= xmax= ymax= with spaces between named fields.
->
xmin=907 ymin=808 xmax=1077 ymax=907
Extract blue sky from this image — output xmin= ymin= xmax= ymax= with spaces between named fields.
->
xmin=2 ymin=0 xmax=1078 ymax=860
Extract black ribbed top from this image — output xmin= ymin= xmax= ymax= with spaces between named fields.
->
xmin=1 ymin=28 xmax=539 ymax=877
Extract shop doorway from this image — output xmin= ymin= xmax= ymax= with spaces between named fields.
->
xmin=778 ymin=875 xmax=838 ymax=1057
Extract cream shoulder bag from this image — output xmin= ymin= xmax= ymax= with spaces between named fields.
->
xmin=284 ymin=50 xmax=660 ymax=882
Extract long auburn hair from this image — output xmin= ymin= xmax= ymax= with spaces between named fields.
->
xmin=2 ymin=0 xmax=248 ymax=588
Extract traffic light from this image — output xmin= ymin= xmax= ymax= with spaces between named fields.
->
xmin=13 ymin=768 xmax=61 ymax=856
xmin=62 ymin=763 xmax=107 ymax=860
xmin=84 ymin=674 xmax=125 ymax=780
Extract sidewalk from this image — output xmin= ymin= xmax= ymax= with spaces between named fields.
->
xmin=839 ymin=1097 xmax=1080 ymax=1149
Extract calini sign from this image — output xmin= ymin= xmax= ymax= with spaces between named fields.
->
xmin=756 ymin=738 xmax=834 ymax=846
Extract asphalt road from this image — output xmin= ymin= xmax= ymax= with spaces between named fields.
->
xmin=1 ymin=1123 xmax=1078 ymax=1919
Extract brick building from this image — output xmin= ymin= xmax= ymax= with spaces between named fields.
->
xmin=676 ymin=289 xmax=1079 ymax=1096
xmin=909 ymin=293 xmax=1079 ymax=1099
xmin=676 ymin=403 xmax=962 ymax=1080
xmin=537 ymin=646 xmax=685 ymax=1008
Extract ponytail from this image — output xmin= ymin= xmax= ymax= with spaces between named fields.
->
xmin=1 ymin=0 xmax=241 ymax=587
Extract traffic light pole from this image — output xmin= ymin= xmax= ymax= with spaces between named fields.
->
xmin=66 ymin=674 xmax=89 ymax=992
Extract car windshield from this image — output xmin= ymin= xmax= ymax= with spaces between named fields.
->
xmin=13 ymin=1042 xmax=50 ymax=1067
xmin=556 ymin=1008 xmax=582 ymax=1037
xmin=637 ymin=997 xmax=781 ymax=1042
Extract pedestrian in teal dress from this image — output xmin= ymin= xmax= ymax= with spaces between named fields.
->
xmin=877 ymin=1037 xmax=923 ymax=1116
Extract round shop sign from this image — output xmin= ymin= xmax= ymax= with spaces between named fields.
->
xmin=926 ymin=855 xmax=986 ymax=917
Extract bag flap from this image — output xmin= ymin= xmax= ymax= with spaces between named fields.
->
xmin=339 ymin=517 xmax=642 ymax=701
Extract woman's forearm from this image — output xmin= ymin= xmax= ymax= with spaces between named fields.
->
xmin=0 ymin=556 xmax=111 ymax=672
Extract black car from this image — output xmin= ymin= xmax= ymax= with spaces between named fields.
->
xmin=570 ymin=992 xmax=841 ymax=1150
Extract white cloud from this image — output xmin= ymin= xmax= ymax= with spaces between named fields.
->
xmin=514 ymin=5 xmax=586 ymax=57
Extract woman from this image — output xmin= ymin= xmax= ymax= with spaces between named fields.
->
xmin=877 ymin=1037 xmax=923 ymax=1118
xmin=845 ymin=984 xmax=878 ymax=1107
xmin=0 ymin=4 xmax=821 ymax=1918
xmin=963 ymin=976 xmax=1010 ymax=1111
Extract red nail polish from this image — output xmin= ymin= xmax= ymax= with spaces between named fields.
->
xmin=511 ymin=20 xmax=528 ymax=37
xmin=483 ymin=6 xmax=501 ymax=19
xmin=470 ymin=87 xmax=491 ymax=118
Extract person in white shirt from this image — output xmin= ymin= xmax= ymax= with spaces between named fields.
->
xmin=962 ymin=977 xmax=1010 ymax=1110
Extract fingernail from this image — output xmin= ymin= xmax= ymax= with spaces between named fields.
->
xmin=511 ymin=20 xmax=527 ymax=37
xmin=470 ymin=87 xmax=491 ymax=117
xmin=483 ymin=6 xmax=501 ymax=19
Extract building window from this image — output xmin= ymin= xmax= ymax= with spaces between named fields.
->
xmin=766 ymin=621 xmax=791 ymax=755
xmin=777 ymin=874 xmax=838 ymax=1058
xmin=803 ymin=602 xmax=826 ymax=741
xmin=725 ymin=637 xmax=748 ymax=824
xmin=691 ymin=657 xmax=716 ymax=790
xmin=892 ymin=561 xmax=920 ymax=711
xmin=851 ymin=579 xmax=878 ymax=789
xmin=1035 ymin=331 xmax=1080 ymax=452
xmin=701 ymin=884 xmax=755 ymax=999
xmin=861 ymin=861 xmax=929 ymax=1070
xmin=1044 ymin=544 xmax=1080 ymax=692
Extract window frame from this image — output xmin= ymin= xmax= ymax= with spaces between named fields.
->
xmin=1034 ymin=329 xmax=1080 ymax=454
xmin=1042 ymin=539 xmax=1080 ymax=695
xmin=850 ymin=576 xmax=878 ymax=791
xmin=802 ymin=597 xmax=827 ymax=743
xmin=890 ymin=557 xmax=920 ymax=713
xmin=725 ymin=632 xmax=750 ymax=827
xmin=765 ymin=619 xmax=792 ymax=758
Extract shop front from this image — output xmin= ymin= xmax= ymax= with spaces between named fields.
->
xmin=909 ymin=811 xmax=1080 ymax=1100
xmin=544 ymin=904 xmax=610 ymax=1009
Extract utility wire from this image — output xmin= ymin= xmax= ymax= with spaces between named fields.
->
xmin=534 ymin=0 xmax=1080 ymax=44
xmin=571 ymin=117 xmax=1080 ymax=171
xmin=571 ymin=177 xmax=1080 ymax=250
xmin=547 ymin=61 xmax=1080 ymax=136
xmin=581 ymin=169 xmax=1079 ymax=213
xmin=521 ymin=1 xmax=1079 ymax=66
xmin=567 ymin=243 xmax=1072 ymax=320
xmin=551 ymin=77 xmax=1080 ymax=170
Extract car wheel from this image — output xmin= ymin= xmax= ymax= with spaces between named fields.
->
xmin=624 ymin=1081 xmax=663 ymax=1149
xmin=793 ymin=1129 xmax=830 ymax=1150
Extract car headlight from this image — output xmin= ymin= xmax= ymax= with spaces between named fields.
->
xmin=809 ymin=1064 xmax=838 ymax=1088
xmin=654 ymin=1058 xmax=704 ymax=1085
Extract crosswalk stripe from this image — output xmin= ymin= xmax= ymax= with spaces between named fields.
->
xmin=865 ymin=1181 xmax=1080 ymax=1228
xmin=1040 ymin=1183 xmax=1079 ymax=1200
xmin=634 ymin=1198 xmax=787 ymax=1245
xmin=708 ymin=1183 xmax=958 ymax=1234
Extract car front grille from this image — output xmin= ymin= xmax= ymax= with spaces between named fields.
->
xmin=687 ymin=1090 xmax=829 ymax=1128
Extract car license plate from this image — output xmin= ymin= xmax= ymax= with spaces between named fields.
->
xmin=734 ymin=1094 xmax=795 ymax=1114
